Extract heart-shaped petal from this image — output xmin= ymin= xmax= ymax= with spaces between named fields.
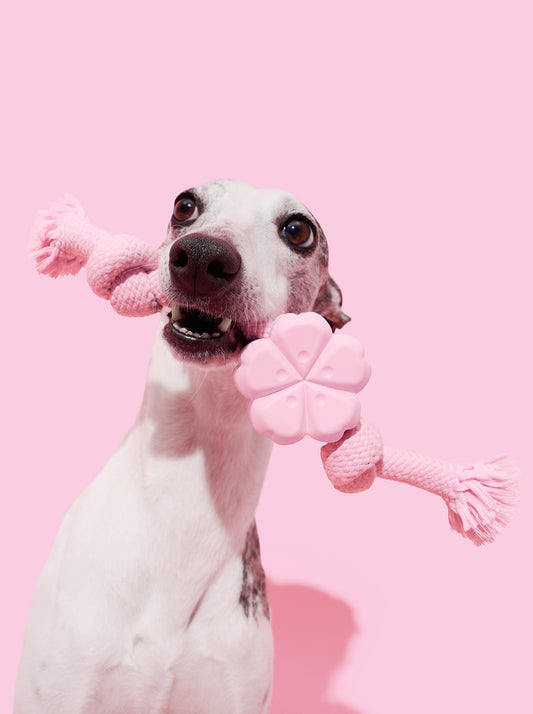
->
xmin=306 ymin=334 xmax=371 ymax=392
xmin=304 ymin=382 xmax=362 ymax=442
xmin=233 ymin=338 xmax=302 ymax=398
xmin=248 ymin=383 xmax=307 ymax=445
xmin=270 ymin=312 xmax=332 ymax=378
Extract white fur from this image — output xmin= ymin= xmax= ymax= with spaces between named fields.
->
xmin=15 ymin=181 xmax=339 ymax=713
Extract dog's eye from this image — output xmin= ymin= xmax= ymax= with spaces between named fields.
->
xmin=173 ymin=196 xmax=199 ymax=223
xmin=280 ymin=218 xmax=314 ymax=248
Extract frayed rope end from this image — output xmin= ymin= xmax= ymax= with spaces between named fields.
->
xmin=447 ymin=455 xmax=519 ymax=546
xmin=29 ymin=195 xmax=89 ymax=278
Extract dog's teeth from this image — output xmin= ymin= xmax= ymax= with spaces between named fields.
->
xmin=217 ymin=318 xmax=232 ymax=333
xmin=171 ymin=312 xmax=227 ymax=339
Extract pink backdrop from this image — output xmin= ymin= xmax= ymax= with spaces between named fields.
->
xmin=2 ymin=1 xmax=532 ymax=712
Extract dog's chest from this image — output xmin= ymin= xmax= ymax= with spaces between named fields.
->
xmin=88 ymin=550 xmax=272 ymax=713
xmin=17 ymin=344 xmax=275 ymax=714
xmin=23 ymin=445 xmax=273 ymax=714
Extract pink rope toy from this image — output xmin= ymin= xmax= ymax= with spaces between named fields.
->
xmin=30 ymin=197 xmax=519 ymax=546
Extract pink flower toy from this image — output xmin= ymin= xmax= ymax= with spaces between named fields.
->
xmin=30 ymin=196 xmax=519 ymax=546
xmin=233 ymin=312 xmax=371 ymax=445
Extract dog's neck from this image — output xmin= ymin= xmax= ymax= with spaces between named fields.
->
xmin=133 ymin=325 xmax=273 ymax=554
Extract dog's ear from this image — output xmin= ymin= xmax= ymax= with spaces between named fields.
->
xmin=313 ymin=276 xmax=351 ymax=331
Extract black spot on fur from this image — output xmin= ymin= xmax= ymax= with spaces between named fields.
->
xmin=239 ymin=522 xmax=270 ymax=619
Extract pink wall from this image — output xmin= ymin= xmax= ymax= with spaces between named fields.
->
xmin=2 ymin=1 xmax=532 ymax=712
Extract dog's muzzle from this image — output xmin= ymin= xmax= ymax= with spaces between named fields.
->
xmin=164 ymin=234 xmax=252 ymax=363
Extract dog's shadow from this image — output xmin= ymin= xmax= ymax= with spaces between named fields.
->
xmin=267 ymin=581 xmax=361 ymax=714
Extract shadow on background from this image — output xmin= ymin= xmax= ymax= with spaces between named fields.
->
xmin=268 ymin=581 xmax=362 ymax=714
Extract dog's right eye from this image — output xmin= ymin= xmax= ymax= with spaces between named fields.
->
xmin=173 ymin=196 xmax=199 ymax=223
xmin=280 ymin=216 xmax=315 ymax=249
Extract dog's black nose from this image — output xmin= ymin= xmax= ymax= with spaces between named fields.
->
xmin=169 ymin=234 xmax=241 ymax=297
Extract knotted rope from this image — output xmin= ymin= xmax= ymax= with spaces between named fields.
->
xmin=29 ymin=196 xmax=168 ymax=316
xmin=321 ymin=420 xmax=518 ymax=546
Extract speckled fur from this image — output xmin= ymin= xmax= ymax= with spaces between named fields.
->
xmin=239 ymin=522 xmax=270 ymax=620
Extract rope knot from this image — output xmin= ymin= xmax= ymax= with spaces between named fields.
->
xmin=86 ymin=235 xmax=165 ymax=316
xmin=321 ymin=419 xmax=383 ymax=493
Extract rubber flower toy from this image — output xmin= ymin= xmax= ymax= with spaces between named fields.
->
xmin=233 ymin=312 xmax=371 ymax=445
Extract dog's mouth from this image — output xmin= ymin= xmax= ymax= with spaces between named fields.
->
xmin=170 ymin=305 xmax=234 ymax=340
xmin=163 ymin=305 xmax=258 ymax=363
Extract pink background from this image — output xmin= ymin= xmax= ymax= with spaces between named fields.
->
xmin=2 ymin=1 xmax=532 ymax=712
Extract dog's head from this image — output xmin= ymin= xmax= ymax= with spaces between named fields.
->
xmin=159 ymin=180 xmax=350 ymax=365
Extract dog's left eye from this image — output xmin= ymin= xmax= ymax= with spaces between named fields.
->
xmin=173 ymin=196 xmax=199 ymax=223
xmin=280 ymin=217 xmax=315 ymax=248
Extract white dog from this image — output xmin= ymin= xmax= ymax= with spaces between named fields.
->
xmin=15 ymin=180 xmax=349 ymax=714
